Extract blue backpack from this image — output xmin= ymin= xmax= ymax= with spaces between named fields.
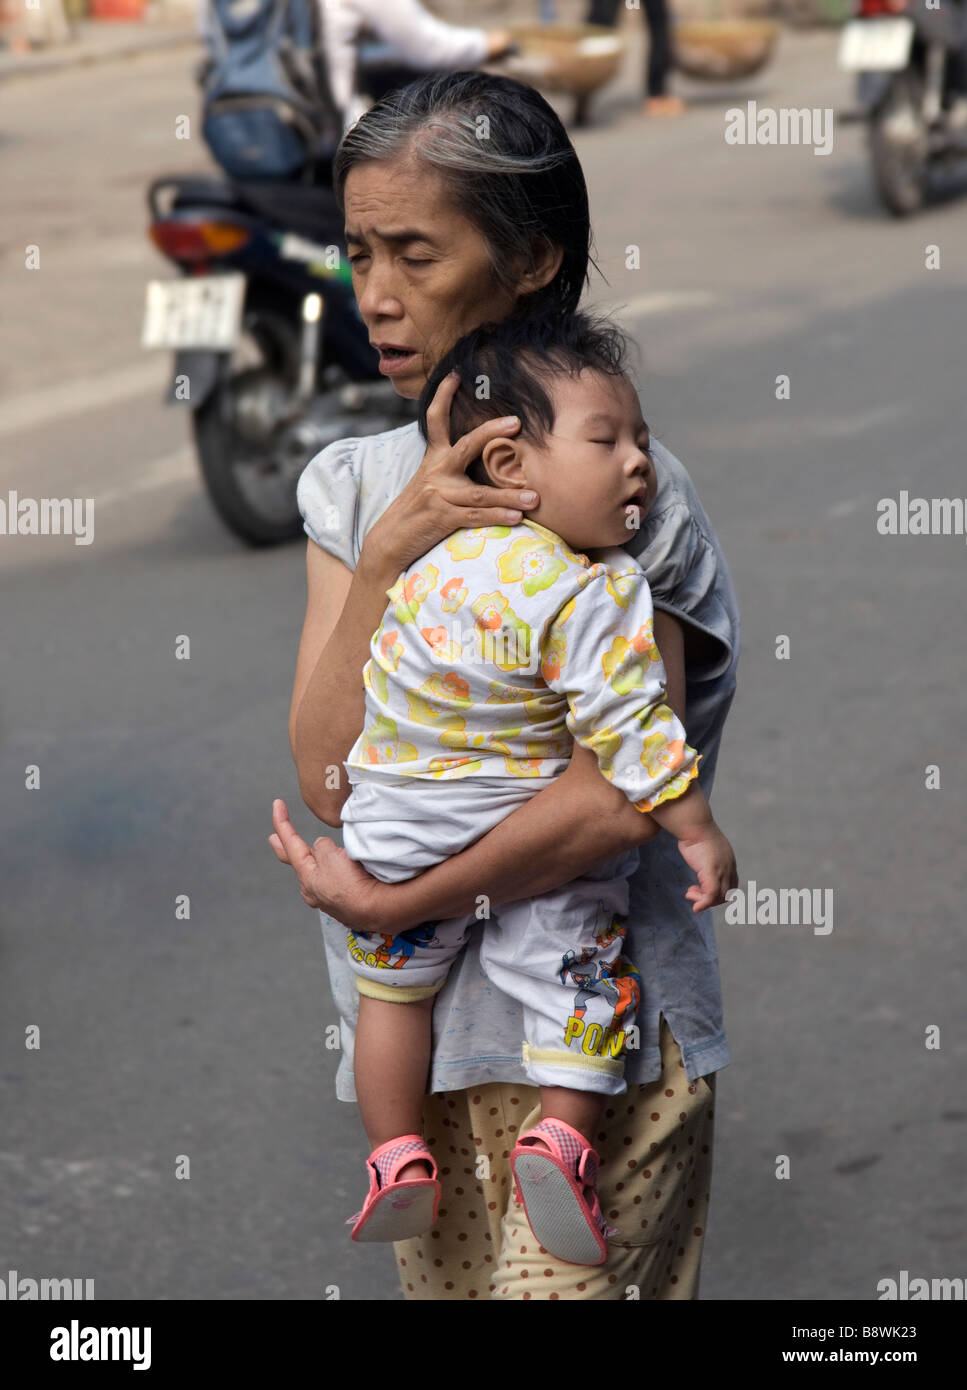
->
xmin=201 ymin=0 xmax=342 ymax=181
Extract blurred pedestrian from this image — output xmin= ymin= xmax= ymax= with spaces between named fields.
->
xmin=587 ymin=0 xmax=686 ymax=116
xmin=321 ymin=0 xmax=514 ymax=130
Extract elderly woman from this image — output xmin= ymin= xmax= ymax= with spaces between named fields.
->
xmin=271 ymin=70 xmax=739 ymax=1301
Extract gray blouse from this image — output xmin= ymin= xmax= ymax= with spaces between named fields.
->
xmin=296 ymin=420 xmax=740 ymax=1097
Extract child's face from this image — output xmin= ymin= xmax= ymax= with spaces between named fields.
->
xmin=481 ymin=369 xmax=656 ymax=551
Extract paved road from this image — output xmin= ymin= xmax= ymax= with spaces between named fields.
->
xmin=2 ymin=29 xmax=966 ymax=1301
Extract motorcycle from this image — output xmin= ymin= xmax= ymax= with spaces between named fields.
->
xmin=839 ymin=0 xmax=967 ymax=216
xmin=142 ymin=162 xmax=415 ymax=547
xmin=140 ymin=36 xmax=534 ymax=546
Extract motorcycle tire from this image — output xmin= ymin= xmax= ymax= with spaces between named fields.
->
xmin=870 ymin=72 xmax=930 ymax=217
xmin=193 ymin=310 xmax=307 ymax=547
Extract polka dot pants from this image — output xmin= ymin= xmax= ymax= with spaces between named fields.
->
xmin=393 ymin=1014 xmax=716 ymax=1300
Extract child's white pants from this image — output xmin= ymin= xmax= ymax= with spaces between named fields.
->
xmin=340 ymin=773 xmax=642 ymax=1095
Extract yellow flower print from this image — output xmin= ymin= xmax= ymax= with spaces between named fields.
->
xmin=484 ymin=682 xmax=554 ymax=727
xmin=471 ymin=592 xmax=532 ymax=671
xmin=445 ymin=527 xmax=511 ymax=562
xmin=440 ymin=725 xmax=520 ymax=757
xmin=420 ymin=625 xmax=463 ymax=663
xmin=635 ymin=760 xmax=700 ymax=813
xmin=357 ymin=714 xmax=419 ymax=767
xmin=639 ymin=732 xmax=688 ymax=781
xmin=427 ymin=755 xmax=484 ymax=778
xmin=388 ymin=563 xmax=439 ymax=626
xmin=363 ymin=660 xmax=388 ymax=705
xmin=497 ymin=535 xmax=567 ymax=596
xmin=601 ymin=621 xmax=661 ymax=694
xmin=484 ymin=679 xmax=524 ymax=707
xmin=472 ymin=590 xmax=508 ymax=631
xmin=522 ymin=690 xmax=560 ymax=725
xmin=405 ymin=673 xmax=471 ymax=733
xmin=504 ymin=732 xmax=570 ymax=776
xmin=635 ymin=702 xmax=676 ymax=730
xmin=541 ymin=625 xmax=567 ymax=682
xmin=605 ymin=570 xmax=637 ymax=610
xmin=504 ymin=756 xmax=544 ymax=778
xmin=584 ymin=725 xmax=623 ymax=780
xmin=423 ymin=672 xmax=472 ymax=706
xmin=440 ymin=576 xmax=468 ymax=613
xmin=376 ymin=628 xmax=404 ymax=672
xmin=556 ymin=596 xmax=578 ymax=626
xmin=536 ymin=730 xmax=573 ymax=760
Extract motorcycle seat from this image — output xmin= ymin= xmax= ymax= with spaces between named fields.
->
xmin=149 ymin=173 xmax=247 ymax=218
xmin=234 ymin=180 xmax=345 ymax=246
xmin=148 ymin=172 xmax=346 ymax=246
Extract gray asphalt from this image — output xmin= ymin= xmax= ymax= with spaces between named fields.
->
xmin=2 ymin=27 xmax=966 ymax=1301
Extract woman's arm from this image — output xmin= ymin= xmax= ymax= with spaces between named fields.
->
xmin=361 ymin=741 xmax=662 ymax=928
xmin=290 ymin=539 xmax=400 ymax=825
xmin=273 ymin=617 xmax=702 ymax=931
xmin=272 ymin=740 xmax=661 ymax=930
xmin=356 ymin=0 xmax=505 ymax=67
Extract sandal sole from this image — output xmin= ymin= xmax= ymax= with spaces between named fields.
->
xmin=512 ymin=1151 xmax=607 ymax=1266
xmin=351 ymin=1181 xmax=439 ymax=1243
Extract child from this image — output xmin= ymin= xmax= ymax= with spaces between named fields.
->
xmin=338 ymin=310 xmax=735 ymax=1265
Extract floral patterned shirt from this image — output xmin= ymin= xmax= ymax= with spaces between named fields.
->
xmin=297 ymin=420 xmax=740 ymax=1093
xmin=346 ymin=519 xmax=700 ymax=815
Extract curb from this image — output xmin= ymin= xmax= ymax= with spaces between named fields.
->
xmin=0 ymin=27 xmax=197 ymax=81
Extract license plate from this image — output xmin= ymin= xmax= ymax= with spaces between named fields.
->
xmin=142 ymin=273 xmax=246 ymax=351
xmin=837 ymin=18 xmax=914 ymax=73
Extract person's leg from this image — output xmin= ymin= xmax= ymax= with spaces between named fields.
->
xmin=478 ymin=852 xmax=639 ymax=1101
xmin=354 ymin=994 xmax=436 ymax=1181
xmin=587 ymin=0 xmax=623 ymax=26
xmin=642 ymin=0 xmax=674 ymax=98
xmin=491 ymin=1015 xmax=717 ymax=1299
xmin=389 ymin=1021 xmax=718 ymax=1300
xmin=535 ymin=1085 xmax=603 ymax=1146
xmin=392 ymin=1081 xmax=541 ymax=1300
xmin=347 ymin=911 xmax=474 ymax=1182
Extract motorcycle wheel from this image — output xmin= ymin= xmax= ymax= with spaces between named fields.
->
xmin=870 ymin=73 xmax=930 ymax=217
xmin=193 ymin=308 xmax=309 ymax=547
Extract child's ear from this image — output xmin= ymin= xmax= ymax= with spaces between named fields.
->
xmin=480 ymin=438 xmax=527 ymax=490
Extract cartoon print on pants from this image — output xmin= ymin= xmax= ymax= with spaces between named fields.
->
xmin=560 ymin=934 xmax=641 ymax=1056
xmin=347 ymin=922 xmax=443 ymax=971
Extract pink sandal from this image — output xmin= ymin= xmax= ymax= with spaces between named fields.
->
xmin=511 ymin=1118 xmax=617 ymax=1266
xmin=346 ymin=1135 xmax=441 ymax=1243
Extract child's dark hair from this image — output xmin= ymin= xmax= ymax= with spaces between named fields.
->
xmin=417 ymin=308 xmax=638 ymax=486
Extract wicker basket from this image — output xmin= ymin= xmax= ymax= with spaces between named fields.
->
xmin=505 ymin=22 xmax=627 ymax=97
xmin=673 ymin=18 xmax=779 ymax=81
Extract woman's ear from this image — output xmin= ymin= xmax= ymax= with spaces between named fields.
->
xmin=517 ymin=236 xmax=565 ymax=296
xmin=480 ymin=437 xmax=528 ymax=490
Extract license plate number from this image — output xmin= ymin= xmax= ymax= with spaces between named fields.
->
xmin=142 ymin=273 xmax=246 ymax=351
xmin=838 ymin=18 xmax=914 ymax=73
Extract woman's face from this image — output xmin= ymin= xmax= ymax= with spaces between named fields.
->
xmin=343 ymin=154 xmax=556 ymax=399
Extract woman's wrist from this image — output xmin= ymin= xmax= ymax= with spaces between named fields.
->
xmin=356 ymin=537 xmax=401 ymax=592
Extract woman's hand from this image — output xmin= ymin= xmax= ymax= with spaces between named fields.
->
xmin=362 ymin=371 xmax=538 ymax=576
xmin=269 ymin=799 xmax=385 ymax=931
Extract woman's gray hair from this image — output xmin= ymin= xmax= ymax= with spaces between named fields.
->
xmin=333 ymin=71 xmax=597 ymax=316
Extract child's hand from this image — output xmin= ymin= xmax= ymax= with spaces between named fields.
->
xmin=675 ymin=826 xmax=738 ymax=913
